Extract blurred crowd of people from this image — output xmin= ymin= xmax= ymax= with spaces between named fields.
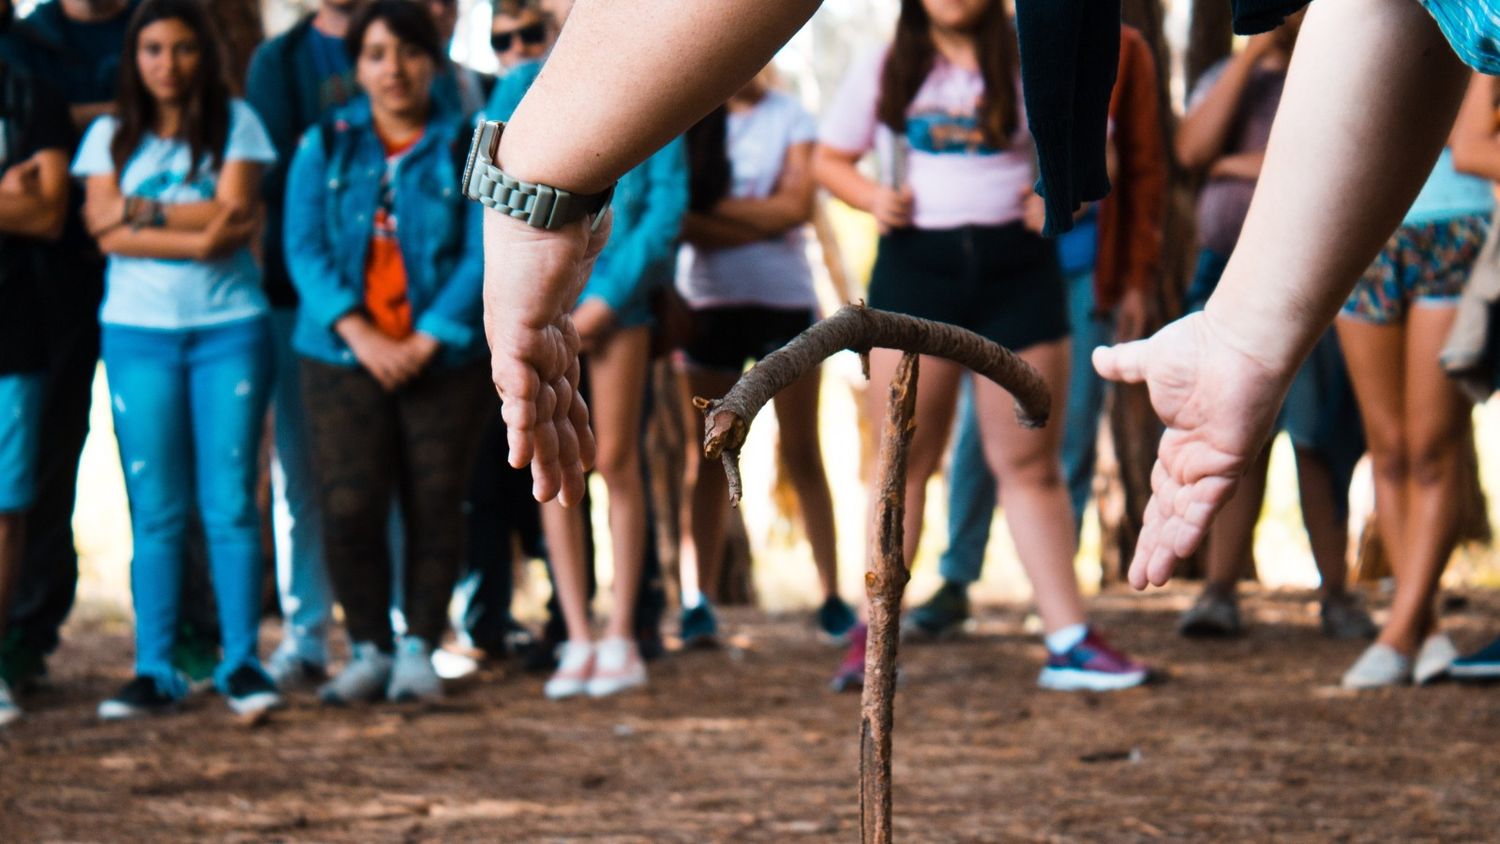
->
xmin=0 ymin=0 xmax=1498 ymax=729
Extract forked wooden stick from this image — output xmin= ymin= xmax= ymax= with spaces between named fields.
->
xmin=696 ymin=304 xmax=1049 ymax=844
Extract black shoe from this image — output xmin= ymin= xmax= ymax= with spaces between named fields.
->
xmin=98 ymin=676 xmax=178 ymax=720
xmin=902 ymin=581 xmax=971 ymax=640
xmin=223 ymin=665 xmax=284 ymax=717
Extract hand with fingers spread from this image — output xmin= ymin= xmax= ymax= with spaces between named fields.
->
xmin=1092 ymin=310 xmax=1292 ymax=590
xmin=481 ymin=209 xmax=610 ymax=506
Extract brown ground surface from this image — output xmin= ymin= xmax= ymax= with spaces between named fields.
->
xmin=3 ymin=586 xmax=1500 ymax=843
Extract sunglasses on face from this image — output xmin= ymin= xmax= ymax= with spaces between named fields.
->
xmin=491 ymin=23 xmax=546 ymax=53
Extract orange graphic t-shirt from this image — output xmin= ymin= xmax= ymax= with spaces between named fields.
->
xmin=364 ymin=130 xmax=422 ymax=338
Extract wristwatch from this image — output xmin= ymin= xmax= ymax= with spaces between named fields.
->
xmin=461 ymin=119 xmax=615 ymax=232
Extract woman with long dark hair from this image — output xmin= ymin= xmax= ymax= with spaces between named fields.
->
xmin=283 ymin=1 xmax=491 ymax=705
xmin=814 ymin=0 xmax=1148 ymax=691
xmin=675 ymin=68 xmax=855 ymax=646
xmin=72 ymin=0 xmax=279 ymax=719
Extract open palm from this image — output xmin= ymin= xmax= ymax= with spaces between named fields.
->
xmin=1093 ymin=312 xmax=1291 ymax=589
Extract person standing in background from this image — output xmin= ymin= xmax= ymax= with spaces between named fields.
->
xmin=244 ymin=0 xmax=359 ymax=691
xmin=490 ymin=0 xmax=548 ymax=74
xmin=76 ymin=0 xmax=281 ymax=719
xmin=0 ymin=0 xmax=139 ymax=696
xmin=284 ymin=1 xmax=491 ymax=705
xmin=0 ymin=0 xmax=74 ymax=725
xmin=904 ymin=24 xmax=1168 ymax=641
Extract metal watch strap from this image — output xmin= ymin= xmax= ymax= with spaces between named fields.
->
xmin=461 ymin=120 xmax=614 ymax=232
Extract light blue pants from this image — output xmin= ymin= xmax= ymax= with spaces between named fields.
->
xmin=102 ymin=318 xmax=273 ymax=695
xmin=0 ymin=372 xmax=45 ymax=513
xmin=938 ymin=270 xmax=1109 ymax=585
xmin=268 ymin=309 xmax=331 ymax=664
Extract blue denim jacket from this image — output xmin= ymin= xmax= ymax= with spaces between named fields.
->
xmin=283 ymin=100 xmax=485 ymax=367
xmin=485 ymin=63 xmax=688 ymax=327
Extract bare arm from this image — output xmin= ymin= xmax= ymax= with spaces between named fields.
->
xmin=712 ymin=141 xmax=815 ymax=236
xmin=1449 ymin=73 xmax=1500 ymax=182
xmin=0 ymin=149 xmax=68 ymax=239
xmin=1206 ymin=150 xmax=1265 ymax=181
xmin=812 ymin=144 xmax=878 ymax=214
xmin=1175 ymin=39 xmax=1275 ymax=171
xmin=87 ymin=161 xmax=264 ymax=260
xmin=680 ymin=212 xmax=767 ymax=249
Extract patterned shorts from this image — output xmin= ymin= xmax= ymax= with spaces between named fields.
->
xmin=1341 ymin=214 xmax=1489 ymax=325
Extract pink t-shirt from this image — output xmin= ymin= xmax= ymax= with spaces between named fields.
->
xmin=819 ymin=48 xmax=1033 ymax=230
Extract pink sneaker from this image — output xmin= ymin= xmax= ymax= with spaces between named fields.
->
xmin=830 ymin=623 xmax=868 ymax=693
xmin=1037 ymin=629 xmax=1149 ymax=692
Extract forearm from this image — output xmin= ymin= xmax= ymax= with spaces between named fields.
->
xmin=0 ymin=193 xmax=65 ymax=239
xmin=681 ymin=212 xmax=765 ymax=248
xmin=1203 ymin=0 xmax=1469 ymax=374
xmin=1176 ymin=53 xmax=1256 ymax=170
xmin=812 ymin=151 xmax=877 ymax=213
xmin=713 ymin=195 xmax=808 ymax=236
xmin=159 ymin=200 xmax=239 ymax=231
xmin=1209 ymin=151 xmax=1265 ymax=181
xmin=497 ymin=0 xmax=821 ymax=193
xmin=97 ymin=226 xmax=213 ymax=260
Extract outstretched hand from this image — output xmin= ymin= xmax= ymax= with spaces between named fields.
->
xmin=482 ymin=210 xmax=611 ymax=506
xmin=1092 ymin=311 xmax=1291 ymax=589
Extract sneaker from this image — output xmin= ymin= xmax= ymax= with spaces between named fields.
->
xmin=1451 ymin=635 xmax=1500 ymax=680
xmin=0 ymin=678 xmax=20 ymax=726
xmin=171 ymin=622 xmax=221 ymax=692
xmin=1177 ymin=588 xmax=1242 ymax=637
xmin=679 ymin=601 xmax=719 ymax=649
xmin=266 ymin=643 xmax=329 ymax=691
xmin=1341 ymin=643 xmax=1411 ymax=689
xmin=830 ymin=623 xmax=868 ymax=693
xmin=98 ymin=676 xmax=178 ymax=720
xmin=545 ymin=641 xmax=595 ymax=700
xmin=1320 ymin=591 xmax=1377 ymax=641
xmin=1038 ymin=629 xmax=1149 ymax=692
xmin=222 ymin=665 xmax=284 ymax=717
xmin=387 ymin=636 xmax=443 ymax=703
xmin=318 ymin=642 xmax=394 ymax=705
xmin=1414 ymin=633 xmax=1458 ymax=686
xmin=816 ymin=595 xmax=858 ymax=644
xmin=585 ymin=638 xmax=647 ymax=698
xmin=902 ymin=582 xmax=970 ymax=641
xmin=0 ymin=631 xmax=47 ymax=693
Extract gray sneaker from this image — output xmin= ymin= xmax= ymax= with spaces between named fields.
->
xmin=266 ymin=641 xmax=329 ymax=691
xmin=1320 ymin=591 xmax=1377 ymax=641
xmin=1414 ymin=633 xmax=1458 ymax=686
xmin=1342 ymin=643 xmax=1411 ymax=689
xmin=387 ymin=636 xmax=443 ymax=703
xmin=318 ymin=642 xmax=393 ymax=705
xmin=1177 ymin=589 xmax=1242 ymax=637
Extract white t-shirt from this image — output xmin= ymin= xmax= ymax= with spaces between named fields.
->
xmin=677 ymin=90 xmax=820 ymax=310
xmin=819 ymin=48 xmax=1033 ymax=230
xmin=72 ymin=99 xmax=276 ymax=329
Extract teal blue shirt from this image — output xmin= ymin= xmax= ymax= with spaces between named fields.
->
xmin=485 ymin=61 xmax=688 ymax=327
xmin=1406 ymin=149 xmax=1494 ymax=226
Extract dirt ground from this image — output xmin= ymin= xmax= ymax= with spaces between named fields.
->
xmin=3 ymin=586 xmax=1500 ymax=843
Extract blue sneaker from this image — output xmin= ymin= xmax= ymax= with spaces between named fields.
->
xmin=1451 ymin=635 xmax=1500 ymax=681
xmin=679 ymin=601 xmax=719 ymax=649
xmin=1037 ymin=629 xmax=1149 ymax=692
xmin=816 ymin=595 xmax=858 ymax=643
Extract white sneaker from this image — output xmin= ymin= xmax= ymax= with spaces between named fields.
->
xmin=0 ymin=678 xmax=21 ymax=726
xmin=318 ymin=642 xmax=393 ymax=705
xmin=585 ymin=638 xmax=646 ymax=698
xmin=1341 ymin=643 xmax=1411 ymax=689
xmin=544 ymin=641 xmax=594 ymax=700
xmin=1414 ymin=633 xmax=1458 ymax=686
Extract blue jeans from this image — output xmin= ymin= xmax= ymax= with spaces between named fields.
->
xmin=102 ymin=318 xmax=273 ymax=695
xmin=268 ymin=309 xmax=331 ymax=663
xmin=938 ymin=270 xmax=1108 ymax=585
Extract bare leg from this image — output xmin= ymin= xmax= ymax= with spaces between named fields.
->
xmin=1202 ymin=447 xmax=1271 ymax=594
xmin=541 ymin=501 xmax=592 ymax=643
xmin=678 ymin=367 xmax=740 ymax=605
xmin=590 ymin=327 xmax=652 ymax=641
xmin=1293 ymin=446 xmax=1351 ymax=596
xmin=864 ymin=349 xmax=962 ymax=569
xmin=1381 ymin=305 xmax=1468 ymax=653
xmin=972 ymin=338 xmax=1086 ymax=634
xmin=773 ymin=369 xmax=840 ymax=599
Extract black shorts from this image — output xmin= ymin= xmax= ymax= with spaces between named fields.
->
xmin=867 ymin=222 xmax=1069 ymax=352
xmin=682 ymin=304 xmax=817 ymax=372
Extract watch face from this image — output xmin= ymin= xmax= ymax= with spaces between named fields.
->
xmin=460 ymin=121 xmax=486 ymax=200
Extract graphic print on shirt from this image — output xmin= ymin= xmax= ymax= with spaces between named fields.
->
xmin=132 ymin=168 xmax=216 ymax=202
xmin=906 ymin=104 xmax=1000 ymax=156
xmin=364 ymin=134 xmax=419 ymax=339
